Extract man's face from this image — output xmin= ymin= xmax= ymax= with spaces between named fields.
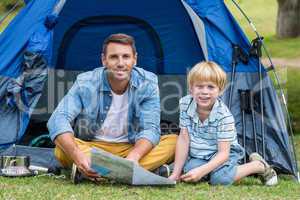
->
xmin=102 ymin=42 xmax=137 ymax=82
xmin=190 ymin=81 xmax=221 ymax=111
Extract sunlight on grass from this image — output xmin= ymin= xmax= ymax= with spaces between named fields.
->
xmin=225 ymin=0 xmax=277 ymax=37
xmin=287 ymin=68 xmax=300 ymax=132
xmin=0 ymin=1 xmax=24 ymax=33
xmin=225 ymin=0 xmax=300 ymax=58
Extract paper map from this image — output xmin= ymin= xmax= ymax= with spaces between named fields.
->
xmin=90 ymin=148 xmax=176 ymax=185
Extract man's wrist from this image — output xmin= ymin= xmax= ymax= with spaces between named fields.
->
xmin=126 ymin=151 xmax=141 ymax=162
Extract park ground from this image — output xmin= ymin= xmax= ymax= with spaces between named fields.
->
xmin=1 ymin=0 xmax=300 ymax=199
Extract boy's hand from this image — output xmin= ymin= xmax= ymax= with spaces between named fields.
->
xmin=180 ymin=167 xmax=206 ymax=182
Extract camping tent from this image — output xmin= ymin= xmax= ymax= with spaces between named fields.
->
xmin=0 ymin=0 xmax=298 ymax=179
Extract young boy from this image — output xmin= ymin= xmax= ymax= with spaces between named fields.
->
xmin=168 ymin=61 xmax=278 ymax=186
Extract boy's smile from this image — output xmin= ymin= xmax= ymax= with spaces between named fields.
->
xmin=190 ymin=81 xmax=221 ymax=113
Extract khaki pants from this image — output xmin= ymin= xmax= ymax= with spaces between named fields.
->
xmin=55 ymin=134 xmax=177 ymax=171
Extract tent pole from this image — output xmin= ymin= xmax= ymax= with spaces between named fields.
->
xmin=239 ymin=90 xmax=250 ymax=163
xmin=228 ymin=45 xmax=239 ymax=109
xmin=231 ymin=0 xmax=300 ymax=182
xmin=250 ymin=37 xmax=266 ymax=159
xmin=229 ymin=45 xmax=249 ymax=109
xmin=250 ymin=90 xmax=258 ymax=152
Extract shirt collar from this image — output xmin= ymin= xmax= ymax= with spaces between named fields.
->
xmin=186 ymin=97 xmax=221 ymax=124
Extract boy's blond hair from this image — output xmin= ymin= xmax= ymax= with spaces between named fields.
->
xmin=187 ymin=61 xmax=227 ymax=91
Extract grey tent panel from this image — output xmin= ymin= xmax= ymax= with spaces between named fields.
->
xmin=0 ymin=145 xmax=61 ymax=168
xmin=221 ymin=72 xmax=296 ymax=174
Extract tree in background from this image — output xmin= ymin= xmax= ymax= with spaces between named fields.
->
xmin=276 ymin=0 xmax=300 ymax=38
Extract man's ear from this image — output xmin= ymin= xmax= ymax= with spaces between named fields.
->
xmin=134 ymin=52 xmax=138 ymax=66
xmin=101 ymin=53 xmax=105 ymax=66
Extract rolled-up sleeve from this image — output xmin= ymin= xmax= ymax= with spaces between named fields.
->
xmin=47 ymin=81 xmax=82 ymax=141
xmin=135 ymin=79 xmax=161 ymax=146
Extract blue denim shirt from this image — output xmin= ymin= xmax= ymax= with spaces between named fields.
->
xmin=47 ymin=67 xmax=161 ymax=146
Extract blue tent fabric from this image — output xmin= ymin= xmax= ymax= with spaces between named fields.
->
xmin=0 ymin=0 xmax=297 ymax=177
xmin=0 ymin=0 xmax=58 ymax=77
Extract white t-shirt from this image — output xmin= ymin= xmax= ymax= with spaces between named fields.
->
xmin=95 ymin=89 xmax=129 ymax=142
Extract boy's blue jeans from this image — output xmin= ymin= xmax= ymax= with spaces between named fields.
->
xmin=183 ymin=146 xmax=244 ymax=185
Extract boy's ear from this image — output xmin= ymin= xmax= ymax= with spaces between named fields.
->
xmin=218 ymin=88 xmax=225 ymax=96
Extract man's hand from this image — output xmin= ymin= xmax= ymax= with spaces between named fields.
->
xmin=180 ymin=167 xmax=206 ymax=183
xmin=54 ymin=133 xmax=100 ymax=179
xmin=125 ymin=138 xmax=153 ymax=164
xmin=72 ymin=149 xmax=100 ymax=178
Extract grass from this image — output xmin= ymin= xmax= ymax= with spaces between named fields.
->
xmin=287 ymin=68 xmax=300 ymax=132
xmin=225 ymin=0 xmax=300 ymax=58
xmin=0 ymin=1 xmax=24 ymax=33
xmin=0 ymin=133 xmax=300 ymax=200
xmin=0 ymin=153 xmax=300 ymax=200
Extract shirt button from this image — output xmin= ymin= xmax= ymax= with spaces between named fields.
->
xmin=101 ymin=119 xmax=104 ymax=122
xmin=109 ymin=93 xmax=112 ymax=97
xmin=105 ymin=106 xmax=109 ymax=109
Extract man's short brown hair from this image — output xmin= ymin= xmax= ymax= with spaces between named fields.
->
xmin=102 ymin=33 xmax=136 ymax=55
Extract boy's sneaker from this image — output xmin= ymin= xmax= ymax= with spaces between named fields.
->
xmin=70 ymin=163 xmax=83 ymax=184
xmin=249 ymin=153 xmax=278 ymax=186
xmin=154 ymin=164 xmax=171 ymax=178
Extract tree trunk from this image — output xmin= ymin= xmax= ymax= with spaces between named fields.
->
xmin=276 ymin=0 xmax=300 ymax=38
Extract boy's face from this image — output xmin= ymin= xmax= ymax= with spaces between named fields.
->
xmin=190 ymin=81 xmax=221 ymax=111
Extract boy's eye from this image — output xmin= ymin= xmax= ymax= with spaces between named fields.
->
xmin=208 ymin=85 xmax=215 ymax=89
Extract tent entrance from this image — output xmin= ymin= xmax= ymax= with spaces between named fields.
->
xmin=55 ymin=16 xmax=164 ymax=73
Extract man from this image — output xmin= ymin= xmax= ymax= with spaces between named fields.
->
xmin=47 ymin=33 xmax=177 ymax=182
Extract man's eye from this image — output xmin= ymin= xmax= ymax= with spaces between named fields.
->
xmin=109 ymin=55 xmax=118 ymax=59
xmin=123 ymin=54 xmax=130 ymax=59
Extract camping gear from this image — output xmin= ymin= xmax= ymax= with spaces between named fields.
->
xmin=250 ymin=37 xmax=266 ymax=159
xmin=0 ymin=155 xmax=61 ymax=177
xmin=232 ymin=0 xmax=299 ymax=181
xmin=0 ymin=0 xmax=298 ymax=181
xmin=0 ymin=155 xmax=33 ymax=177
xmin=228 ymin=45 xmax=248 ymax=109
xmin=0 ymin=145 xmax=61 ymax=172
xmin=250 ymin=90 xmax=259 ymax=153
xmin=239 ymin=90 xmax=250 ymax=163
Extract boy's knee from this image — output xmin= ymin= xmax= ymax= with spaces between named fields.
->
xmin=210 ymin=174 xmax=233 ymax=185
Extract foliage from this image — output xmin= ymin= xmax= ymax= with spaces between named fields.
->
xmin=286 ymin=68 xmax=300 ymax=132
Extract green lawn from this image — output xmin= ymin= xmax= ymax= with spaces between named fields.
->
xmin=225 ymin=0 xmax=300 ymax=58
xmin=1 ymin=134 xmax=300 ymax=200
xmin=287 ymin=68 xmax=300 ymax=132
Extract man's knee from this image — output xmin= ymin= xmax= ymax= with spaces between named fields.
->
xmin=159 ymin=134 xmax=177 ymax=157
